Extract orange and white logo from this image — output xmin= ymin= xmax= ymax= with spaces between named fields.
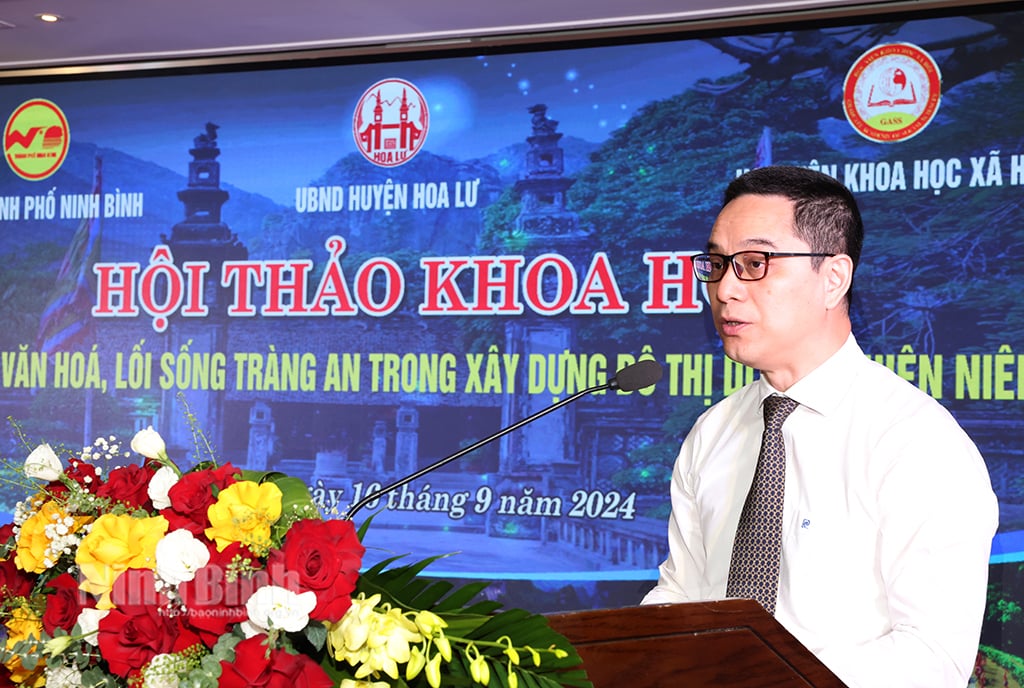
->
xmin=4 ymin=98 xmax=70 ymax=180
xmin=843 ymin=43 xmax=941 ymax=143
xmin=353 ymin=78 xmax=428 ymax=167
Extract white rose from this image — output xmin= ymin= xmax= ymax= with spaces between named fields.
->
xmin=239 ymin=619 xmax=264 ymax=639
xmin=147 ymin=465 xmax=179 ymax=510
xmin=155 ymin=529 xmax=211 ymax=585
xmin=76 ymin=607 xmax=110 ymax=645
xmin=24 ymin=443 xmax=63 ymax=482
xmin=245 ymin=585 xmax=317 ymax=633
xmin=131 ymin=426 xmax=167 ymax=460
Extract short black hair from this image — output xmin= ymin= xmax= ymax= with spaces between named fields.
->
xmin=723 ymin=165 xmax=864 ymax=273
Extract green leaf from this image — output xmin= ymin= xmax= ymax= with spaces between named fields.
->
xmin=316 ymin=657 xmax=359 ymax=686
xmin=345 ymin=552 xmax=592 ymax=688
xmin=521 ymin=667 xmax=542 ymax=688
xmin=304 ymin=622 xmax=328 ymax=652
xmin=431 ymin=581 xmax=492 ymax=612
xmin=80 ymin=666 xmax=121 ymax=687
xmin=491 ymin=659 xmax=512 ymax=688
xmin=237 ymin=468 xmax=280 ymax=482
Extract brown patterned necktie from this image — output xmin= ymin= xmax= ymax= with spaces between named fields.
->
xmin=726 ymin=395 xmax=799 ymax=615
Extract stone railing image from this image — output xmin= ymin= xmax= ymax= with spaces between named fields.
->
xmin=555 ymin=516 xmax=668 ymax=569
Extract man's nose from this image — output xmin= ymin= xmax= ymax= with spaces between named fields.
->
xmin=712 ymin=261 xmax=746 ymax=300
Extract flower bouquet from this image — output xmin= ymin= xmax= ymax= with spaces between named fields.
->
xmin=0 ymin=425 xmax=592 ymax=688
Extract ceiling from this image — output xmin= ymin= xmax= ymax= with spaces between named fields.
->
xmin=0 ymin=0 xmax=984 ymax=74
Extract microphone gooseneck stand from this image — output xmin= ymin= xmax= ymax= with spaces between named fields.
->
xmin=343 ymin=359 xmax=662 ymax=520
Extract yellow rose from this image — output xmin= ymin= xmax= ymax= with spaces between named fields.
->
xmin=204 ymin=480 xmax=282 ymax=552
xmin=14 ymin=500 xmax=89 ymax=574
xmin=3 ymin=603 xmax=45 ymax=687
xmin=4 ymin=602 xmax=42 ymax=643
xmin=75 ymin=512 xmax=168 ymax=609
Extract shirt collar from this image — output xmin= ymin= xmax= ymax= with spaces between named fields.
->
xmin=756 ymin=334 xmax=861 ymax=417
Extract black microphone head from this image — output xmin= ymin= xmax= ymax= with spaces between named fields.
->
xmin=610 ymin=359 xmax=663 ymax=392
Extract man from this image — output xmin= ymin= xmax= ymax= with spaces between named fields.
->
xmin=643 ymin=165 xmax=997 ymax=687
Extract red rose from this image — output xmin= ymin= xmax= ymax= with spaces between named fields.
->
xmin=65 ymin=457 xmax=101 ymax=493
xmin=42 ymin=573 xmax=94 ymax=635
xmin=0 ymin=665 xmax=19 ymax=688
xmin=267 ymin=518 xmax=364 ymax=621
xmin=218 ymin=636 xmax=334 ymax=688
xmin=164 ymin=463 xmax=239 ymax=535
xmin=95 ymin=463 xmax=156 ymax=510
xmin=0 ymin=556 xmax=34 ymax=599
xmin=43 ymin=480 xmax=70 ymax=500
xmin=98 ymin=569 xmax=201 ymax=677
xmin=179 ymin=542 xmax=264 ymax=646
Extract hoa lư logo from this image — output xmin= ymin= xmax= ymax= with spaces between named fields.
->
xmin=4 ymin=98 xmax=70 ymax=180
xmin=352 ymin=78 xmax=429 ymax=167
xmin=843 ymin=43 xmax=941 ymax=143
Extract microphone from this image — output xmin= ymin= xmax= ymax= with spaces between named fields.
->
xmin=607 ymin=358 xmax=662 ymax=392
xmin=343 ymin=358 xmax=663 ymax=520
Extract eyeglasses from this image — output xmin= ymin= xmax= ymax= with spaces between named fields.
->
xmin=690 ymin=251 xmax=836 ymax=283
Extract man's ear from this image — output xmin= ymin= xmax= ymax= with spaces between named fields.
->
xmin=824 ymin=254 xmax=854 ymax=310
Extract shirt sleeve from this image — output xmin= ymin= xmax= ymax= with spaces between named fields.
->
xmin=641 ymin=433 xmax=710 ymax=605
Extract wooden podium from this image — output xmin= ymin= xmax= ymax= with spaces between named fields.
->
xmin=547 ymin=599 xmax=848 ymax=687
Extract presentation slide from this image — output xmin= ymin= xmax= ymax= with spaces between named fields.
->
xmin=2 ymin=4 xmax=1022 ymax=677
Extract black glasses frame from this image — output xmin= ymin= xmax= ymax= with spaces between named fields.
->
xmin=690 ymin=251 xmax=836 ymax=283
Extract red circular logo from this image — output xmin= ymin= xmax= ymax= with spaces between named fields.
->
xmin=4 ymin=98 xmax=70 ymax=180
xmin=352 ymin=78 xmax=429 ymax=167
xmin=843 ymin=43 xmax=941 ymax=143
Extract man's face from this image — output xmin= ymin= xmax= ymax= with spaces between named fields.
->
xmin=705 ymin=193 xmax=837 ymax=389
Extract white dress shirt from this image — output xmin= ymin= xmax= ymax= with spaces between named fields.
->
xmin=643 ymin=335 xmax=998 ymax=688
